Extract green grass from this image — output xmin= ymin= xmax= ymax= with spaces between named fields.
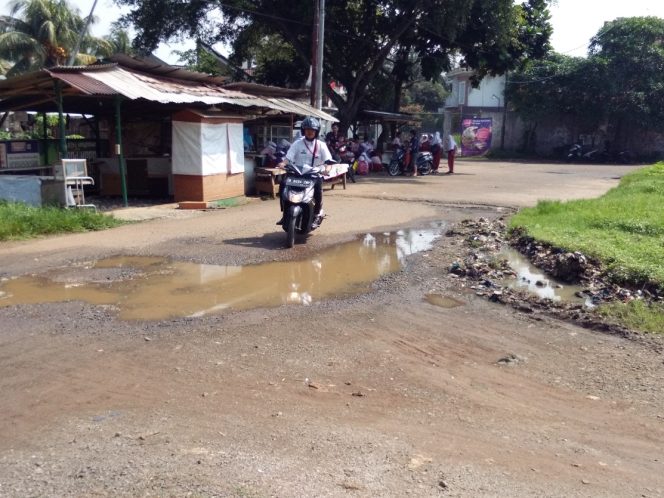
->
xmin=509 ymin=162 xmax=664 ymax=290
xmin=0 ymin=201 xmax=124 ymax=240
xmin=210 ymin=196 xmax=248 ymax=208
xmin=597 ymin=300 xmax=664 ymax=335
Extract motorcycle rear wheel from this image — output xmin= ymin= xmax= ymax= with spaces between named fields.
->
xmin=418 ymin=161 xmax=432 ymax=176
xmin=387 ymin=160 xmax=401 ymax=176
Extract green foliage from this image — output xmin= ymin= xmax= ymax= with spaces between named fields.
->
xmin=508 ymin=16 xmax=664 ymax=143
xmin=597 ymin=300 xmax=664 ymax=335
xmin=0 ymin=200 xmax=124 ymax=240
xmin=116 ymin=0 xmax=553 ymax=129
xmin=0 ymin=0 xmax=109 ymax=76
xmin=250 ymin=35 xmax=309 ymax=88
xmin=99 ymin=26 xmax=134 ymax=57
xmin=174 ymin=46 xmax=231 ymax=77
xmin=509 ymin=163 xmax=664 ymax=290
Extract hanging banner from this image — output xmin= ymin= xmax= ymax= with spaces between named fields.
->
xmin=460 ymin=117 xmax=492 ymax=156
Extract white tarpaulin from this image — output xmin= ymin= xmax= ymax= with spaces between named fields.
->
xmin=172 ymin=121 xmax=201 ymax=175
xmin=173 ymin=120 xmax=245 ymax=175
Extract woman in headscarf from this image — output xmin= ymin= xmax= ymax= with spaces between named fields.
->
xmin=431 ymin=131 xmax=442 ymax=173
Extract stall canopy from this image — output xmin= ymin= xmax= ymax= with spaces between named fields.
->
xmin=0 ymin=54 xmax=338 ymax=122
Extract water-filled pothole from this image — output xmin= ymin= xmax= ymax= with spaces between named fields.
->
xmin=499 ymin=248 xmax=586 ymax=304
xmin=0 ymin=224 xmax=445 ymax=320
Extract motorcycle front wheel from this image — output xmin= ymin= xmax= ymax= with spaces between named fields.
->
xmin=286 ymin=215 xmax=296 ymax=248
xmin=387 ymin=160 xmax=401 ymax=176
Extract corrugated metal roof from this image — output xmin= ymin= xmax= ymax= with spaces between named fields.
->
xmin=80 ymin=67 xmax=339 ymax=121
xmin=0 ymin=60 xmax=338 ymax=121
xmin=50 ymin=72 xmax=117 ymax=95
xmin=268 ymin=98 xmax=338 ymax=123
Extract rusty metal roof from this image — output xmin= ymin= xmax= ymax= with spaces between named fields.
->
xmin=50 ymin=71 xmax=117 ymax=95
xmin=0 ymin=58 xmax=338 ymax=121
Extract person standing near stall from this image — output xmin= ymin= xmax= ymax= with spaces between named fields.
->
xmin=442 ymin=132 xmax=458 ymax=174
xmin=430 ymin=132 xmax=442 ymax=173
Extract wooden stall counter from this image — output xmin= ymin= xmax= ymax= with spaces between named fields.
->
xmin=254 ymin=167 xmax=285 ymax=198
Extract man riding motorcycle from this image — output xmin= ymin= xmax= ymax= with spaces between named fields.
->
xmin=276 ymin=116 xmax=333 ymax=227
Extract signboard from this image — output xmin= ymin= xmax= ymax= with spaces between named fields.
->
xmin=0 ymin=140 xmax=40 ymax=169
xmin=460 ymin=117 xmax=492 ymax=157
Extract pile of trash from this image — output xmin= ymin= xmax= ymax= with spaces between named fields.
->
xmin=445 ymin=217 xmax=661 ymax=334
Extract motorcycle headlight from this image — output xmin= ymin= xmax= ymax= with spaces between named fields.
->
xmin=288 ymin=192 xmax=304 ymax=203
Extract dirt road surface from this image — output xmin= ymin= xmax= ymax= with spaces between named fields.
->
xmin=1 ymin=160 xmax=662 ymax=497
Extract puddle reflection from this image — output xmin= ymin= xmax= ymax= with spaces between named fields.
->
xmin=0 ymin=225 xmax=444 ymax=320
xmin=499 ymin=248 xmax=585 ymax=303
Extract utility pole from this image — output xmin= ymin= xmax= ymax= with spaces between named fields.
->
xmin=310 ymin=0 xmax=325 ymax=109
xmin=68 ymin=0 xmax=99 ymax=66
xmin=500 ymin=72 xmax=508 ymax=150
xmin=315 ymin=0 xmax=325 ymax=110
xmin=310 ymin=1 xmax=319 ymax=107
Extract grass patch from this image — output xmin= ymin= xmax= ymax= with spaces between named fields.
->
xmin=209 ymin=196 xmax=247 ymax=209
xmin=0 ymin=201 xmax=124 ymax=241
xmin=508 ymin=162 xmax=664 ymax=290
xmin=596 ymin=300 xmax=664 ymax=335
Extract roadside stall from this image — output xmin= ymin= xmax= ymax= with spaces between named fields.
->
xmin=0 ymin=55 xmax=338 ymax=207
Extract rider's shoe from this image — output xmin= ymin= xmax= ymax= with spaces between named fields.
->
xmin=276 ymin=216 xmax=284 ymax=225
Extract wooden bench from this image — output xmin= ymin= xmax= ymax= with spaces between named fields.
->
xmin=322 ymin=163 xmax=348 ymax=190
xmin=256 ymin=163 xmax=348 ymax=198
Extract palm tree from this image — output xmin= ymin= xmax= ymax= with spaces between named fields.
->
xmin=0 ymin=0 xmax=109 ymax=76
xmin=100 ymin=27 xmax=134 ymax=57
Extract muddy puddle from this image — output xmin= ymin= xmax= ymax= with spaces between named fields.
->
xmin=500 ymin=248 xmax=587 ymax=304
xmin=424 ymin=294 xmax=465 ymax=308
xmin=0 ymin=224 xmax=445 ymax=320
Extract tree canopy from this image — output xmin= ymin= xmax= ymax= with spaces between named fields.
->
xmin=507 ymin=16 xmax=664 ymax=148
xmin=117 ymin=0 xmax=552 ymax=129
xmin=0 ymin=0 xmax=111 ymax=76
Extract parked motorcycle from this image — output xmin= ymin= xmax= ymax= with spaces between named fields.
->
xmin=279 ymin=162 xmax=325 ymax=248
xmin=337 ymin=144 xmax=357 ymax=183
xmin=566 ymin=142 xmax=634 ymax=164
xmin=386 ymin=148 xmax=433 ymax=176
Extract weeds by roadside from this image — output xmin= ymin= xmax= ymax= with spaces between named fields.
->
xmin=0 ymin=201 xmax=124 ymax=241
xmin=507 ymin=162 xmax=664 ymax=334
xmin=598 ymin=300 xmax=664 ymax=335
xmin=508 ymin=162 xmax=664 ymax=291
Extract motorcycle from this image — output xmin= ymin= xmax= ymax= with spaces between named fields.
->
xmin=386 ymin=148 xmax=433 ymax=176
xmin=279 ymin=162 xmax=325 ymax=248
xmin=337 ymin=144 xmax=357 ymax=183
xmin=566 ymin=142 xmax=634 ymax=164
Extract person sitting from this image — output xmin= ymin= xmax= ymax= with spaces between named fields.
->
xmin=391 ymin=131 xmax=402 ymax=150
xmin=325 ymin=123 xmax=343 ymax=161
xmin=419 ymin=133 xmax=431 ymax=152
xmin=260 ymin=141 xmax=278 ymax=168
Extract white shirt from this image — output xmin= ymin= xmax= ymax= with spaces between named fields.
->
xmin=443 ymin=134 xmax=457 ymax=152
xmin=285 ymin=137 xmax=332 ymax=173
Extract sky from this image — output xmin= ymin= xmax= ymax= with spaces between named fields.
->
xmin=548 ymin=0 xmax=664 ymax=56
xmin=3 ymin=0 xmax=664 ymax=64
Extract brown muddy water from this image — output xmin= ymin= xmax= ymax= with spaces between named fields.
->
xmin=0 ymin=224 xmax=445 ymax=320
xmin=499 ymin=248 xmax=586 ymax=304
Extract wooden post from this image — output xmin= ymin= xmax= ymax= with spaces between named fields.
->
xmin=114 ymin=95 xmax=128 ymax=207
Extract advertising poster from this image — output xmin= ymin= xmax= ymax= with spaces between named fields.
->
xmin=461 ymin=117 xmax=492 ymax=156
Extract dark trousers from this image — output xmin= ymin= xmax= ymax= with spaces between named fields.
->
xmin=432 ymin=144 xmax=442 ymax=170
xmin=447 ymin=150 xmax=455 ymax=173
